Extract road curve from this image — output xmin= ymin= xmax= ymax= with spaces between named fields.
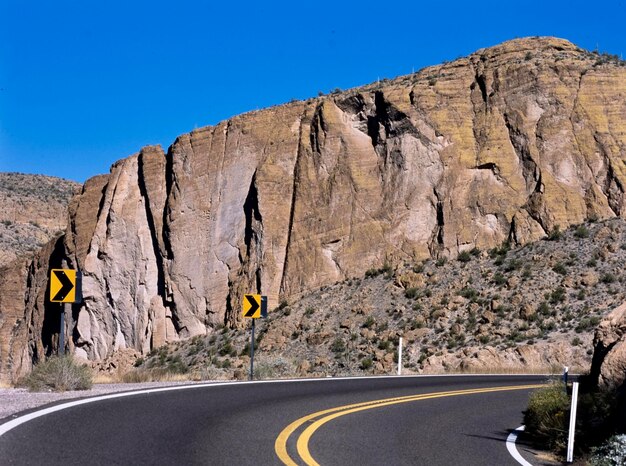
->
xmin=0 ymin=375 xmax=546 ymax=465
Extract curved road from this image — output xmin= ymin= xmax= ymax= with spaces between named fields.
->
xmin=0 ymin=375 xmax=546 ymax=465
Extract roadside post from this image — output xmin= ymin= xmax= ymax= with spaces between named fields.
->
xmin=49 ymin=268 xmax=82 ymax=355
xmin=563 ymin=366 xmax=569 ymax=393
xmin=397 ymin=337 xmax=403 ymax=375
xmin=242 ymin=294 xmax=267 ymax=380
xmin=566 ymin=381 xmax=580 ymax=463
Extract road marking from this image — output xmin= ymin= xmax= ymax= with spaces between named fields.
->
xmin=506 ymin=425 xmax=533 ymax=466
xmin=275 ymin=384 xmax=544 ymax=466
xmin=0 ymin=375 xmax=542 ymax=437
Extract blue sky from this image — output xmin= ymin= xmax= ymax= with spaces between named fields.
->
xmin=1 ymin=0 xmax=625 ymax=182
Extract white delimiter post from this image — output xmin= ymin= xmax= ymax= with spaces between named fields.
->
xmin=397 ymin=337 xmax=403 ymax=375
xmin=566 ymin=382 xmax=580 ymax=463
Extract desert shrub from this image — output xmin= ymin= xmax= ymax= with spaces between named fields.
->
xmin=553 ymin=263 xmax=567 ymax=275
xmin=304 ymin=306 xmax=315 ymax=316
xmin=331 ymin=338 xmax=346 ymax=353
xmin=254 ymin=356 xmax=294 ymax=380
xmin=492 ymin=272 xmax=507 ymax=286
xmin=523 ymin=382 xmax=570 ymax=451
xmin=459 ymin=287 xmax=479 ymax=300
xmin=601 ymin=273 xmax=617 ymax=284
xmin=574 ymin=225 xmax=590 ymax=239
xmin=20 ymin=356 xmax=92 ymax=392
xmin=362 ymin=316 xmax=375 ymax=328
xmin=435 ymin=257 xmax=447 ymax=267
xmin=547 ymin=225 xmax=563 ymax=241
xmin=589 ymin=434 xmax=626 ymax=466
xmin=504 ymin=259 xmax=523 ymax=272
xmin=457 ymin=251 xmax=471 ymax=263
xmin=360 ymin=357 xmax=373 ymax=370
xmin=405 ymin=287 xmax=420 ymax=299
xmin=549 ymin=287 xmax=566 ymax=304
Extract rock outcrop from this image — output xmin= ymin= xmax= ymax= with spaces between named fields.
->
xmin=1 ymin=37 xmax=626 ymax=382
xmin=0 ymin=173 xmax=79 ymax=267
xmin=590 ymin=301 xmax=626 ymax=392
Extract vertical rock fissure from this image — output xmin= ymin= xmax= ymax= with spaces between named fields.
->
xmin=137 ymin=152 xmax=168 ymax=309
xmin=279 ymin=111 xmax=306 ymax=297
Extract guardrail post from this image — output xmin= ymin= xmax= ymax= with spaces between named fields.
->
xmin=397 ymin=337 xmax=403 ymax=375
xmin=566 ymin=381 xmax=579 ymax=463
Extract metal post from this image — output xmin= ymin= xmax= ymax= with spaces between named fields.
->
xmin=563 ymin=366 xmax=569 ymax=393
xmin=566 ymin=382 xmax=580 ymax=463
xmin=397 ymin=337 xmax=403 ymax=375
xmin=249 ymin=318 xmax=255 ymax=381
xmin=59 ymin=303 xmax=69 ymax=355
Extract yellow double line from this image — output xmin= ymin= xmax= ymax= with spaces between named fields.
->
xmin=274 ymin=383 xmax=544 ymax=465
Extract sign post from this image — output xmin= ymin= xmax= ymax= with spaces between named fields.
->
xmin=242 ymin=294 xmax=267 ymax=380
xmin=50 ymin=269 xmax=82 ymax=355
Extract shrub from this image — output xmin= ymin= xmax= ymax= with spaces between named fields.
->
xmin=435 ymin=257 xmax=447 ymax=267
xmin=331 ymin=338 xmax=346 ymax=353
xmin=405 ymin=287 xmax=420 ymax=299
xmin=360 ymin=357 xmax=373 ymax=370
xmin=601 ymin=273 xmax=617 ymax=284
xmin=547 ymin=225 xmax=563 ymax=241
xmin=304 ymin=306 xmax=315 ymax=316
xmin=574 ymin=225 xmax=590 ymax=239
xmin=19 ymin=356 xmax=93 ymax=392
xmin=553 ymin=263 xmax=567 ymax=275
xmin=457 ymin=251 xmax=472 ymax=263
xmin=589 ymin=434 xmax=626 ymax=466
xmin=549 ymin=287 xmax=566 ymax=304
xmin=362 ymin=316 xmax=375 ymax=329
xmin=493 ymin=272 xmax=507 ymax=286
xmin=254 ymin=356 xmax=294 ymax=380
xmin=523 ymin=382 xmax=570 ymax=451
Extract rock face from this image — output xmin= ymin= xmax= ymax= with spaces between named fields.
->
xmin=1 ymin=37 xmax=626 ymax=382
xmin=0 ymin=173 xmax=80 ymax=267
xmin=590 ymin=301 xmax=626 ymax=392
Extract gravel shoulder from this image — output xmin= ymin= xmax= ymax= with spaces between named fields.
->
xmin=0 ymin=381 xmax=210 ymax=422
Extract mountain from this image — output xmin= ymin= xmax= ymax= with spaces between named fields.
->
xmin=0 ymin=173 xmax=80 ymax=266
xmin=1 ymin=37 xmax=626 ymax=383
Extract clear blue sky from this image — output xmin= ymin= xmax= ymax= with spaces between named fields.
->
xmin=1 ymin=0 xmax=624 ymax=183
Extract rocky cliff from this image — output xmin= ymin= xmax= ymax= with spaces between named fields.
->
xmin=0 ymin=173 xmax=80 ymax=267
xmin=1 ymin=37 xmax=626 ymax=383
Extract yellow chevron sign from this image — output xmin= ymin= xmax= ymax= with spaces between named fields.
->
xmin=243 ymin=294 xmax=267 ymax=318
xmin=50 ymin=269 xmax=81 ymax=303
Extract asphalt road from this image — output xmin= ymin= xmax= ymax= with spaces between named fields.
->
xmin=0 ymin=375 xmax=547 ymax=465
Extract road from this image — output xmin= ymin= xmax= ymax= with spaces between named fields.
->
xmin=0 ymin=375 xmax=546 ymax=465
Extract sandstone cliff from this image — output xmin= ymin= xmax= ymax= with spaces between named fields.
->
xmin=1 ymin=37 xmax=626 ymax=383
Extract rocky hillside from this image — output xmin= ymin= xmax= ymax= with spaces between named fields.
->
xmin=118 ymin=219 xmax=625 ymax=380
xmin=0 ymin=173 xmax=80 ymax=266
xmin=1 ymin=37 xmax=626 ymax=384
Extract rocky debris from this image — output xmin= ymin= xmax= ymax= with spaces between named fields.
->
xmin=590 ymin=301 xmax=626 ymax=391
xmin=2 ymin=37 xmax=626 ymax=383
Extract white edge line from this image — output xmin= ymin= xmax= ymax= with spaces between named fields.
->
xmin=0 ymin=374 xmax=547 ymax=438
xmin=506 ymin=425 xmax=534 ymax=466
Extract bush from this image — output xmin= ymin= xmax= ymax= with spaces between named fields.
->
xmin=457 ymin=251 xmax=472 ymax=263
xmin=19 ymin=356 xmax=93 ymax=392
xmin=331 ymin=338 xmax=346 ymax=353
xmin=360 ymin=357 xmax=373 ymax=370
xmin=523 ymin=382 xmax=570 ymax=451
xmin=574 ymin=225 xmax=590 ymax=239
xmin=405 ymin=287 xmax=420 ymax=299
xmin=547 ymin=225 xmax=563 ymax=241
xmin=589 ymin=434 xmax=626 ymax=466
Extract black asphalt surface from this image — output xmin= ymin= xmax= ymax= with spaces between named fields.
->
xmin=0 ymin=375 xmax=547 ymax=465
